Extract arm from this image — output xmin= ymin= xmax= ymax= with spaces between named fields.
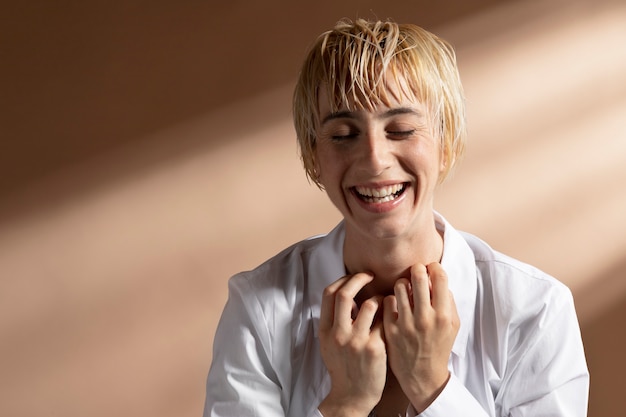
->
xmin=500 ymin=289 xmax=589 ymax=416
xmin=203 ymin=275 xmax=285 ymax=417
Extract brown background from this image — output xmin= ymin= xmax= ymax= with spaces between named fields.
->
xmin=1 ymin=0 xmax=625 ymax=416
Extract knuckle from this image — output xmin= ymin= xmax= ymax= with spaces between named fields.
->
xmin=434 ymin=313 xmax=450 ymax=327
xmin=432 ymin=267 xmax=449 ymax=282
xmin=384 ymin=325 xmax=399 ymax=339
xmin=364 ymin=340 xmax=382 ymax=357
xmin=434 ymin=311 xmax=459 ymax=330
xmin=430 ymin=269 xmax=447 ymax=283
xmin=346 ymin=337 xmax=362 ymax=353
xmin=360 ymin=299 xmax=378 ymax=313
xmin=331 ymin=332 xmax=349 ymax=347
xmin=335 ymin=289 xmax=353 ymax=304
xmin=414 ymin=315 xmax=431 ymax=331
xmin=451 ymin=313 xmax=461 ymax=330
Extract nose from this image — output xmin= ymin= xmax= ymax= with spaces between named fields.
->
xmin=356 ymin=130 xmax=393 ymax=176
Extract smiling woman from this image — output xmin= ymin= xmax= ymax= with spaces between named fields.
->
xmin=294 ymin=19 xmax=467 ymax=189
xmin=314 ymin=82 xmax=445 ymax=255
xmin=203 ymin=18 xmax=589 ymax=417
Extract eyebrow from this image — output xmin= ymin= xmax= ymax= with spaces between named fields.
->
xmin=321 ymin=107 xmax=423 ymax=126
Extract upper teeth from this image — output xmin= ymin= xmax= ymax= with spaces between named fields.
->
xmin=355 ymin=183 xmax=404 ymax=198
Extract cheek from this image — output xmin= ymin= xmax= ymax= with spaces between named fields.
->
xmin=313 ymin=150 xmax=333 ymax=190
xmin=317 ymin=158 xmax=349 ymax=199
xmin=419 ymin=139 xmax=445 ymax=173
xmin=315 ymin=146 xmax=338 ymax=177
xmin=316 ymin=161 xmax=334 ymax=189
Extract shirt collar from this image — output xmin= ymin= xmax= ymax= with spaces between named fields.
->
xmin=435 ymin=212 xmax=477 ymax=358
xmin=307 ymin=213 xmax=477 ymax=358
xmin=308 ymin=222 xmax=346 ymax=337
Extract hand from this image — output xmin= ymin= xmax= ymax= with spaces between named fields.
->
xmin=318 ymin=272 xmax=387 ymax=417
xmin=383 ymin=263 xmax=460 ymax=413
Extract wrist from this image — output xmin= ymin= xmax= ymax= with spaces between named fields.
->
xmin=405 ymin=371 xmax=450 ymax=414
xmin=318 ymin=395 xmax=375 ymax=417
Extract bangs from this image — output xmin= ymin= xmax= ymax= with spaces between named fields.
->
xmin=319 ymin=20 xmax=424 ymax=113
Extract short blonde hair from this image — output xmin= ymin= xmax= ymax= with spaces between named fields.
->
xmin=293 ymin=18 xmax=466 ymax=186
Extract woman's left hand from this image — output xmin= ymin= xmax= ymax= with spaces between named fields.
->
xmin=382 ymin=262 xmax=460 ymax=413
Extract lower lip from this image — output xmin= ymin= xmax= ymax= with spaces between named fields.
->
xmin=350 ymin=186 xmax=408 ymax=214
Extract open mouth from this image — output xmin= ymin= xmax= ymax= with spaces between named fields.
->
xmin=352 ymin=183 xmax=408 ymax=203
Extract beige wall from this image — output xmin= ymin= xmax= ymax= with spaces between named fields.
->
xmin=1 ymin=1 xmax=625 ymax=416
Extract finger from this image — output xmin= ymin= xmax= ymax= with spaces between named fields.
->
xmin=411 ymin=264 xmax=431 ymax=314
xmin=371 ymin=311 xmax=386 ymax=343
xmin=393 ymin=278 xmax=413 ymax=320
xmin=353 ymin=295 xmax=383 ymax=333
xmin=383 ymin=294 xmax=398 ymax=326
xmin=334 ymin=272 xmax=374 ymax=329
xmin=427 ymin=263 xmax=451 ymax=311
xmin=320 ymin=275 xmax=352 ymax=331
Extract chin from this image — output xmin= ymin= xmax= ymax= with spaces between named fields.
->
xmin=353 ymin=218 xmax=413 ymax=241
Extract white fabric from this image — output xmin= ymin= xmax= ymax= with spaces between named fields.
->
xmin=204 ymin=214 xmax=589 ymax=416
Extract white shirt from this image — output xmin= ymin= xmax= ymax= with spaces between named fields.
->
xmin=204 ymin=214 xmax=589 ymax=416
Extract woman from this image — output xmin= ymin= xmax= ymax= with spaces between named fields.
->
xmin=204 ymin=19 xmax=589 ymax=417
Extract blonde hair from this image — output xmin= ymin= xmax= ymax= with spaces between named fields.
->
xmin=293 ymin=18 xmax=467 ymax=186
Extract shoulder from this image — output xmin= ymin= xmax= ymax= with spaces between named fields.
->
xmin=219 ymin=234 xmax=330 ymax=355
xmin=460 ymin=231 xmax=574 ymax=320
xmin=461 ymin=230 xmax=569 ymax=291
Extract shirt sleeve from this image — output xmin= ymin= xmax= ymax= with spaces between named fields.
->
xmin=408 ymin=288 xmax=589 ymax=417
xmin=203 ymin=274 xmax=286 ymax=417
xmin=502 ymin=289 xmax=589 ymax=416
xmin=406 ymin=375 xmax=490 ymax=417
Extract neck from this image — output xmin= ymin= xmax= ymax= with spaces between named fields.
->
xmin=343 ymin=214 xmax=443 ymax=299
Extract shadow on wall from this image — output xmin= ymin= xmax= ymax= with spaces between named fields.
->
xmin=580 ymin=258 xmax=626 ymax=416
xmin=0 ymin=0 xmax=503 ymax=198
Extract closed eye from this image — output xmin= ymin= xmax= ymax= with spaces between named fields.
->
xmin=331 ymin=133 xmax=359 ymax=141
xmin=387 ymin=129 xmax=415 ymax=139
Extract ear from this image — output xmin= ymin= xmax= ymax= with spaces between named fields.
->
xmin=437 ymin=140 xmax=453 ymax=184
xmin=439 ymin=139 xmax=449 ymax=172
xmin=311 ymin=148 xmax=326 ymax=190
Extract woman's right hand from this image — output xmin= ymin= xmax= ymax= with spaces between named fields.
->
xmin=317 ymin=272 xmax=387 ymax=417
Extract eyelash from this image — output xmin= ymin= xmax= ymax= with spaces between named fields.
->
xmin=331 ymin=130 xmax=415 ymax=141
xmin=388 ymin=129 xmax=415 ymax=138
xmin=331 ymin=133 xmax=358 ymax=141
